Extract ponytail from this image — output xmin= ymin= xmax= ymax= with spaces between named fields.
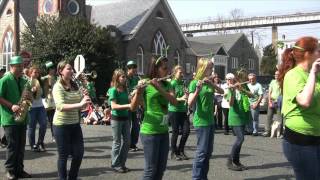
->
xmin=278 ymin=48 xmax=295 ymax=92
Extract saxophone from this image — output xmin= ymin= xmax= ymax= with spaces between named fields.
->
xmin=14 ymin=79 xmax=34 ymax=123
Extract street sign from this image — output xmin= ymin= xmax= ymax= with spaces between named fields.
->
xmin=74 ymin=55 xmax=85 ymax=73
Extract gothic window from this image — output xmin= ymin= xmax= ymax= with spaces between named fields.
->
xmin=6 ymin=9 xmax=12 ymax=16
xmin=152 ymin=31 xmax=167 ymax=57
xmin=248 ymin=58 xmax=254 ymax=70
xmin=137 ymin=46 xmax=144 ymax=74
xmin=174 ymin=50 xmax=180 ymax=65
xmin=1 ymin=31 xmax=14 ymax=71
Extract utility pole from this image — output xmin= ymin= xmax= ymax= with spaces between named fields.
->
xmin=251 ymin=30 xmax=254 ymax=47
xmin=14 ymin=0 xmax=20 ymax=54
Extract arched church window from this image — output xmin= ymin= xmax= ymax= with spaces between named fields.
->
xmin=152 ymin=31 xmax=167 ymax=57
xmin=1 ymin=31 xmax=14 ymax=71
xmin=136 ymin=46 xmax=144 ymax=74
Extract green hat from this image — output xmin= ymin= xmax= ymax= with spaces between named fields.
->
xmin=9 ymin=56 xmax=23 ymax=65
xmin=126 ymin=60 xmax=137 ymax=67
xmin=45 ymin=61 xmax=54 ymax=69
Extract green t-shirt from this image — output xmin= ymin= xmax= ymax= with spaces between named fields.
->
xmin=0 ymin=72 xmax=28 ymax=126
xmin=168 ymin=79 xmax=187 ymax=112
xmin=189 ymin=80 xmax=214 ymax=127
xmin=227 ymin=88 xmax=251 ymax=126
xmin=108 ymin=87 xmax=129 ymax=117
xmin=269 ymin=79 xmax=281 ymax=101
xmin=141 ymin=81 xmax=171 ymax=134
xmin=127 ymin=75 xmax=140 ymax=93
xmin=282 ymin=66 xmax=320 ymax=136
xmin=87 ymin=82 xmax=96 ymax=99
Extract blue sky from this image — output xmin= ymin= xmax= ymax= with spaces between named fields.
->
xmin=86 ymin=0 xmax=320 ymax=47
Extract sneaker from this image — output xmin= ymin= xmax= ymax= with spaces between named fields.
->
xmin=226 ymin=160 xmax=243 ymax=171
xmin=262 ymin=132 xmax=270 ymax=137
xmin=234 ymin=162 xmax=248 ymax=170
xmin=252 ymin=132 xmax=259 ymax=136
xmin=6 ymin=171 xmax=16 ymax=180
xmin=129 ymin=146 xmax=139 ymax=152
xmin=171 ymin=152 xmax=182 ymax=161
xmin=112 ymin=167 xmax=126 ymax=173
xmin=180 ymin=152 xmax=189 ymax=160
xmin=39 ymin=143 xmax=46 ymax=152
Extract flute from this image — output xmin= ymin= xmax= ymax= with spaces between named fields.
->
xmin=129 ymin=74 xmax=172 ymax=97
xmin=226 ymin=81 xmax=249 ymax=89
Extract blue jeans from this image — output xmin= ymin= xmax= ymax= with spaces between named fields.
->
xmin=53 ymin=124 xmax=84 ymax=180
xmin=141 ymin=133 xmax=169 ymax=180
xmin=28 ymin=106 xmax=47 ymax=146
xmin=283 ymin=139 xmax=320 ymax=180
xmin=192 ymin=125 xmax=215 ymax=180
xmin=249 ymin=106 xmax=260 ymax=133
xmin=111 ymin=120 xmax=131 ymax=168
xmin=230 ymin=126 xmax=245 ymax=163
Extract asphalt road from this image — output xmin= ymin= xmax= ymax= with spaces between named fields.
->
xmin=0 ymin=114 xmax=295 ymax=180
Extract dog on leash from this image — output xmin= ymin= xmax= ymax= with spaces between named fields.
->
xmin=270 ymin=121 xmax=281 ymax=138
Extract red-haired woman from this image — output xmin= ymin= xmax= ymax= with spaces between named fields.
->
xmin=279 ymin=36 xmax=320 ymax=180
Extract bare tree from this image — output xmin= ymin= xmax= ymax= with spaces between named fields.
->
xmin=216 ymin=14 xmax=227 ymax=35
xmin=230 ymin=8 xmax=244 ymax=33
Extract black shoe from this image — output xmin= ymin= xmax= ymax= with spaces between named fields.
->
xmin=6 ymin=171 xmax=16 ymax=180
xmin=224 ymin=132 xmax=229 ymax=135
xmin=252 ymin=132 xmax=259 ymax=136
xmin=180 ymin=152 xmax=189 ymax=160
xmin=31 ymin=145 xmax=40 ymax=152
xmin=171 ymin=152 xmax=182 ymax=161
xmin=122 ymin=166 xmax=130 ymax=173
xmin=17 ymin=170 xmax=32 ymax=178
xmin=244 ymin=131 xmax=252 ymax=135
xmin=1 ymin=137 xmax=8 ymax=148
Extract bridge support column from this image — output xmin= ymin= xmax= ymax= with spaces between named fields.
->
xmin=272 ymin=26 xmax=278 ymax=53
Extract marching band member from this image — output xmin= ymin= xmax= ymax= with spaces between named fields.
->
xmin=28 ymin=65 xmax=48 ymax=152
xmin=188 ymin=58 xmax=223 ymax=180
xmin=0 ymin=56 xmax=32 ymax=179
xmin=53 ymin=60 xmax=91 ymax=180
xmin=108 ymin=69 xmax=132 ymax=173
xmin=226 ymin=70 xmax=253 ymax=171
xmin=126 ymin=60 xmax=141 ymax=152
xmin=279 ymin=37 xmax=320 ymax=180
xmin=168 ymin=65 xmax=190 ymax=161
xmin=42 ymin=61 xmax=57 ymax=142
xmin=139 ymin=56 xmax=177 ymax=180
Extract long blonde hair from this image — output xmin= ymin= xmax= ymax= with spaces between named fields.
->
xmin=111 ymin=69 xmax=126 ymax=89
xmin=194 ymin=57 xmax=212 ymax=80
xmin=172 ymin=65 xmax=183 ymax=80
xmin=29 ymin=65 xmax=42 ymax=99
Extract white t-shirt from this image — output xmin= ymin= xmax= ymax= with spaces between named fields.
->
xmin=221 ymin=83 xmax=230 ymax=109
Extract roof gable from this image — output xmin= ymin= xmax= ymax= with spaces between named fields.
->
xmin=189 ymin=41 xmax=228 ymax=57
xmin=187 ymin=33 xmax=244 ymax=51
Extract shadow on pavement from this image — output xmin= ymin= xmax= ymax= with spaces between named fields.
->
xmin=244 ymin=174 xmax=294 ymax=180
xmin=247 ymin=162 xmax=291 ymax=170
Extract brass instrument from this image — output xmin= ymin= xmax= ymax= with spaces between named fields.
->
xmin=14 ymin=79 xmax=33 ymax=123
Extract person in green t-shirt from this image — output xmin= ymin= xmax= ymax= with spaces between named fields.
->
xmin=225 ymin=71 xmax=253 ymax=171
xmin=137 ymin=56 xmax=178 ymax=180
xmin=108 ymin=68 xmax=134 ymax=173
xmin=278 ymin=37 xmax=320 ymax=180
xmin=263 ymin=70 xmax=281 ymax=137
xmin=188 ymin=58 xmax=224 ymax=180
xmin=168 ymin=65 xmax=190 ymax=161
xmin=0 ymin=56 xmax=32 ymax=179
xmin=126 ymin=60 xmax=141 ymax=152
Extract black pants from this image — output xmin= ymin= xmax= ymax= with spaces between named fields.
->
xmin=222 ymin=108 xmax=230 ymax=133
xmin=215 ymin=102 xmax=223 ymax=129
xmin=4 ymin=125 xmax=27 ymax=175
xmin=130 ymin=111 xmax=140 ymax=148
xmin=47 ymin=109 xmax=55 ymax=138
xmin=169 ymin=111 xmax=190 ymax=154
